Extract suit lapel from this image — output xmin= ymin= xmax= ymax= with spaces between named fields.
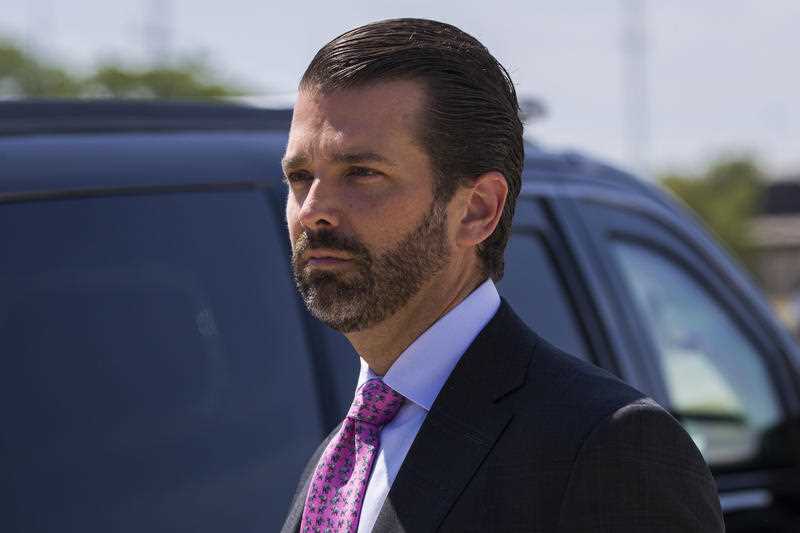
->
xmin=372 ymin=301 xmax=535 ymax=533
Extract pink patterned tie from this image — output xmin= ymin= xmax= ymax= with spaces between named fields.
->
xmin=301 ymin=378 xmax=405 ymax=533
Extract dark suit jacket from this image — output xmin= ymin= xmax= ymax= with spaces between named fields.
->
xmin=282 ymin=301 xmax=725 ymax=532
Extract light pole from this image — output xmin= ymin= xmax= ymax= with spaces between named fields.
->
xmin=621 ymin=0 xmax=650 ymax=177
xmin=144 ymin=0 xmax=174 ymax=67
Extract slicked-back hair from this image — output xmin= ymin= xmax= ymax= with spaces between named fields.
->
xmin=300 ymin=18 xmax=523 ymax=281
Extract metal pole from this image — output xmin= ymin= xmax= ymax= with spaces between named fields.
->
xmin=145 ymin=0 xmax=173 ymax=66
xmin=621 ymin=0 xmax=650 ymax=177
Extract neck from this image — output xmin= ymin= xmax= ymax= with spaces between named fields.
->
xmin=345 ymin=265 xmax=487 ymax=375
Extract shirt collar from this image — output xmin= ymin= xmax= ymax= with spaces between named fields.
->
xmin=357 ymin=279 xmax=501 ymax=411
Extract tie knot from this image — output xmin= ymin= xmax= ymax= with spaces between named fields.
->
xmin=347 ymin=379 xmax=405 ymax=427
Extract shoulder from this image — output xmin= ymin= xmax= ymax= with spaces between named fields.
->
xmin=461 ymin=302 xmax=723 ymax=530
xmin=556 ymin=396 xmax=724 ymax=531
xmin=492 ymin=306 xmax=723 ymax=530
xmin=469 ymin=299 xmax=683 ymax=453
xmin=481 ymin=302 xmax=650 ymax=453
xmin=575 ymin=396 xmax=712 ymax=481
xmin=516 ymin=327 xmax=647 ymax=429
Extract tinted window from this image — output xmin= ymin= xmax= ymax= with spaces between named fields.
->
xmin=0 ymin=190 xmax=322 ymax=532
xmin=498 ymin=233 xmax=589 ymax=360
xmin=614 ymin=240 xmax=784 ymax=468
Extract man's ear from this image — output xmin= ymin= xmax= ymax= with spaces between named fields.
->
xmin=454 ymin=170 xmax=508 ymax=248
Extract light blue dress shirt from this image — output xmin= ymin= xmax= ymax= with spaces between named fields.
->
xmin=355 ymin=279 xmax=501 ymax=533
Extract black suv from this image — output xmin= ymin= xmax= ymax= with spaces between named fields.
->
xmin=1 ymin=101 xmax=799 ymax=532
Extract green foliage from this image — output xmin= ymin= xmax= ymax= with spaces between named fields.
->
xmin=0 ymin=38 xmax=241 ymax=100
xmin=0 ymin=40 xmax=83 ymax=97
xmin=660 ymin=157 xmax=764 ymax=273
xmin=88 ymin=62 xmax=240 ymax=99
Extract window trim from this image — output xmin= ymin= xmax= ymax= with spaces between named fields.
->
xmin=510 ymin=197 xmax=614 ymax=370
xmin=503 ymin=227 xmax=593 ymax=363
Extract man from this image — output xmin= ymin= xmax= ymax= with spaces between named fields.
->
xmin=280 ymin=18 xmax=724 ymax=533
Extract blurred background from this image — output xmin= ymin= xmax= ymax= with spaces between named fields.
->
xmin=2 ymin=0 xmax=799 ymax=336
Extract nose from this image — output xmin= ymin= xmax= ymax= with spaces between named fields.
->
xmin=295 ymin=178 xmax=341 ymax=231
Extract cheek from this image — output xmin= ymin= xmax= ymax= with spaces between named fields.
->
xmin=365 ymin=206 xmax=427 ymax=251
xmin=285 ymin=199 xmax=302 ymax=243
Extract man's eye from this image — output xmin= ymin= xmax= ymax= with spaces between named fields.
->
xmin=284 ymin=171 xmax=313 ymax=184
xmin=347 ymin=167 xmax=379 ymax=179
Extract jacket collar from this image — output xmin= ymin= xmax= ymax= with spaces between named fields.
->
xmin=358 ymin=279 xmax=501 ymax=411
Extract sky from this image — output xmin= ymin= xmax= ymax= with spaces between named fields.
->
xmin=2 ymin=0 xmax=799 ymax=179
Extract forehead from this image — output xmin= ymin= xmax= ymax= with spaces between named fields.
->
xmin=285 ymin=80 xmax=427 ymax=162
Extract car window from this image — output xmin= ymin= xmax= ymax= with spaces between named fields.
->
xmin=613 ymin=239 xmax=784 ymax=468
xmin=497 ymin=232 xmax=589 ymax=360
xmin=0 ymin=189 xmax=322 ymax=532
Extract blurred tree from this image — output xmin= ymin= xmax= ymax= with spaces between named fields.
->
xmin=0 ymin=40 xmax=83 ymax=97
xmin=0 ymin=38 xmax=241 ymax=100
xmin=87 ymin=61 xmax=240 ymax=100
xmin=661 ymin=157 xmax=765 ymax=273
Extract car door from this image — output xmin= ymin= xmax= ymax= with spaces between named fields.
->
xmin=563 ymin=187 xmax=800 ymax=532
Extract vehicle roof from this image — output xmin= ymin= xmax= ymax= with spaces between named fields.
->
xmin=0 ymin=100 xmax=674 ymax=211
xmin=0 ymin=99 xmax=293 ymax=135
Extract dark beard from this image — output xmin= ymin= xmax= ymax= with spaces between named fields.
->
xmin=291 ymin=201 xmax=449 ymax=332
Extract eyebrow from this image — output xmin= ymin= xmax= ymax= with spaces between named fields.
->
xmin=281 ymin=151 xmax=396 ymax=171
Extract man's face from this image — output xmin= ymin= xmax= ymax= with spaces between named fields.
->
xmin=283 ymin=80 xmax=452 ymax=332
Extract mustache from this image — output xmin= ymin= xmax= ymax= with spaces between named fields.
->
xmin=293 ymin=229 xmax=371 ymax=263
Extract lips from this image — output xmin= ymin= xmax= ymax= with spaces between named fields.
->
xmin=307 ymin=257 xmax=349 ymax=267
xmin=307 ymin=250 xmax=352 ymax=261
xmin=303 ymin=249 xmax=354 ymax=268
